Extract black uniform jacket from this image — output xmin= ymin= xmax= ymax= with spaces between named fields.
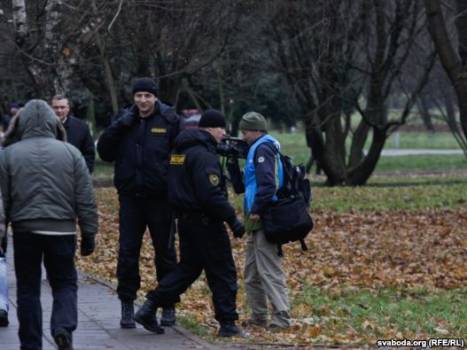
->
xmin=63 ymin=115 xmax=96 ymax=173
xmin=97 ymin=102 xmax=180 ymax=197
xmin=168 ymin=129 xmax=237 ymax=224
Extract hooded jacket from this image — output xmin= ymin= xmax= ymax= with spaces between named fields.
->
xmin=168 ymin=129 xmax=237 ymax=225
xmin=0 ymin=99 xmax=98 ymax=237
xmin=0 ymin=188 xmax=4 ymax=248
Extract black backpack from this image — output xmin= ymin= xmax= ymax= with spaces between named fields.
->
xmin=260 ymin=152 xmax=314 ymax=254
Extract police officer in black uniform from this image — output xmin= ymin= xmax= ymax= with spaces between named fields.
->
xmin=97 ymin=78 xmax=179 ymax=329
xmin=135 ymin=109 xmax=245 ymax=337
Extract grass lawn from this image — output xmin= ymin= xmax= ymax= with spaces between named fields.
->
xmin=92 ymin=131 xmax=467 ymax=181
xmin=311 ymin=176 xmax=467 ymax=211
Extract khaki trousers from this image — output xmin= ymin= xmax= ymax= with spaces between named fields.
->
xmin=244 ymin=229 xmax=290 ymax=327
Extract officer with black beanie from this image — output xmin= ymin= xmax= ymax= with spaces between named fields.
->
xmin=135 ymin=109 xmax=245 ymax=337
xmin=97 ymin=77 xmax=180 ymax=330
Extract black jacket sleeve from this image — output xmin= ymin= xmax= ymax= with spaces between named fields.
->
xmin=191 ymin=151 xmax=237 ymax=223
xmin=97 ymin=108 xmax=135 ymax=162
xmin=226 ymin=158 xmax=244 ymax=194
xmin=251 ymin=143 xmax=278 ymax=215
xmin=81 ymin=123 xmax=96 ymax=173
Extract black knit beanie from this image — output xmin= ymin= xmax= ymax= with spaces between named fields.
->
xmin=132 ymin=77 xmax=158 ymax=96
xmin=198 ymin=109 xmax=226 ymax=128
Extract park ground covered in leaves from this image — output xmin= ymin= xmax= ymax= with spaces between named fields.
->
xmin=77 ymin=185 xmax=466 ymax=348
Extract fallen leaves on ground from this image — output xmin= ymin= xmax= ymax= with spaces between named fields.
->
xmin=76 ymin=188 xmax=467 ymax=347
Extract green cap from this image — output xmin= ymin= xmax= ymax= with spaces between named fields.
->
xmin=239 ymin=111 xmax=268 ymax=131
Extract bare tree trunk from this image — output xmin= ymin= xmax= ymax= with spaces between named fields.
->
xmin=425 ymin=0 xmax=467 ymax=139
xmin=11 ymin=0 xmax=27 ymax=40
xmin=442 ymin=89 xmax=459 ymax=132
xmin=348 ymin=128 xmax=387 ymax=185
xmin=90 ymin=0 xmax=119 ymax=114
xmin=349 ymin=120 xmax=370 ymax=167
xmin=417 ymin=96 xmax=435 ymax=131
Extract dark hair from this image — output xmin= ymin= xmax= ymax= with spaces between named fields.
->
xmin=51 ymin=95 xmax=72 ymax=107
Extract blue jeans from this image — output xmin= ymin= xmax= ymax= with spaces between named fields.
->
xmin=13 ymin=232 xmax=77 ymax=350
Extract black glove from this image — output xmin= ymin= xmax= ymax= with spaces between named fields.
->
xmin=229 ymin=218 xmax=245 ymax=238
xmin=81 ymin=235 xmax=95 ymax=256
xmin=118 ymin=106 xmax=137 ymax=127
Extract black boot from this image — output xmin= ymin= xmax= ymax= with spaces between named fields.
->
xmin=120 ymin=301 xmax=136 ymax=329
xmin=0 ymin=309 xmax=8 ymax=327
xmin=218 ymin=321 xmax=244 ymax=337
xmin=54 ymin=328 xmax=73 ymax=350
xmin=161 ymin=306 xmax=176 ymax=326
xmin=135 ymin=299 xmax=164 ymax=334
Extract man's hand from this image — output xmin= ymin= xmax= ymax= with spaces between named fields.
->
xmin=229 ymin=218 xmax=245 ymax=239
xmin=119 ymin=106 xmax=138 ymax=127
xmin=80 ymin=235 xmax=95 ymax=256
xmin=249 ymin=214 xmax=260 ymax=222
xmin=119 ymin=113 xmax=135 ymax=127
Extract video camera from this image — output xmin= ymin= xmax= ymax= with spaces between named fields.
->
xmin=217 ymin=136 xmax=248 ymax=159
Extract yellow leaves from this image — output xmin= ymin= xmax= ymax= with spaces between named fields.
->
xmin=304 ymin=324 xmax=321 ymax=338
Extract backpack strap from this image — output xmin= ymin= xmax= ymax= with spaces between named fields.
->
xmin=300 ymin=239 xmax=308 ymax=251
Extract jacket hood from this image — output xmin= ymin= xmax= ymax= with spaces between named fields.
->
xmin=3 ymin=99 xmax=66 ymax=146
xmin=174 ymin=128 xmax=217 ymax=153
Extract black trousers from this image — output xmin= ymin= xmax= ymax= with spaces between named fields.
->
xmin=13 ymin=232 xmax=77 ymax=350
xmin=146 ymin=216 xmax=238 ymax=323
xmin=0 ymin=235 xmax=6 ymax=256
xmin=116 ymin=195 xmax=177 ymax=302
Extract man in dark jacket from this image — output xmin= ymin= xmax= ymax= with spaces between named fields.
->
xmin=51 ymin=95 xmax=96 ymax=173
xmin=97 ymin=78 xmax=179 ymax=329
xmin=135 ymin=110 xmax=245 ymax=337
xmin=0 ymin=99 xmax=98 ymax=350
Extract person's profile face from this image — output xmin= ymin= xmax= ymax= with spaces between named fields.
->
xmin=241 ymin=129 xmax=260 ymax=145
xmin=209 ymin=127 xmax=226 ymax=144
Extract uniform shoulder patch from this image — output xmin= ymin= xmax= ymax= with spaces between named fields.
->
xmin=208 ymin=174 xmax=220 ymax=186
xmin=170 ymin=154 xmax=185 ymax=165
xmin=257 ymin=156 xmax=265 ymax=163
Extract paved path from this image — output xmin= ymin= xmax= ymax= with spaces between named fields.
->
xmin=0 ymin=238 xmax=220 ymax=350
xmin=380 ymin=148 xmax=464 ymax=156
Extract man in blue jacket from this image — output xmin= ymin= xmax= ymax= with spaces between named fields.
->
xmin=227 ymin=112 xmax=291 ymax=330
xmin=97 ymin=78 xmax=179 ymax=329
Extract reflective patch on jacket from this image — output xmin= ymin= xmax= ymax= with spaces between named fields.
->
xmin=170 ymin=154 xmax=185 ymax=165
xmin=151 ymin=127 xmax=167 ymax=134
